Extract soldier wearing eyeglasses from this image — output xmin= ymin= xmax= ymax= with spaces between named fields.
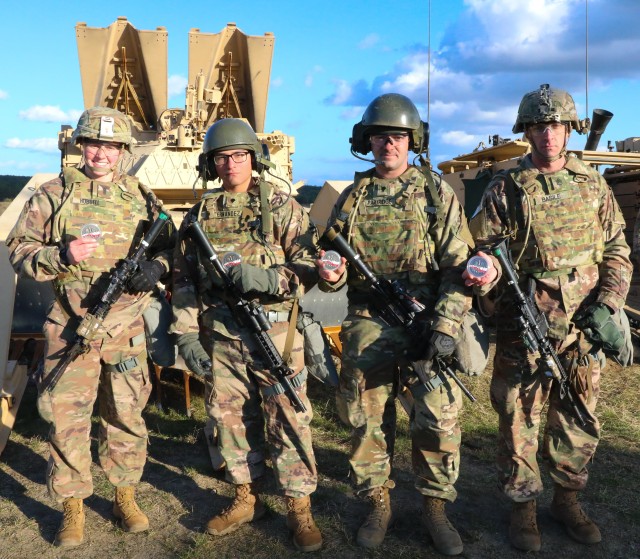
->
xmin=6 ymin=107 xmax=175 ymax=547
xmin=317 ymin=94 xmax=475 ymax=555
xmin=465 ymin=84 xmax=632 ymax=552
xmin=170 ymin=118 xmax=322 ymax=552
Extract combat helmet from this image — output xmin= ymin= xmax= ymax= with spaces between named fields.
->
xmin=513 ymin=84 xmax=586 ymax=134
xmin=71 ymin=106 xmax=133 ymax=149
xmin=201 ymin=118 xmax=267 ymax=179
xmin=351 ymin=93 xmax=428 ymax=155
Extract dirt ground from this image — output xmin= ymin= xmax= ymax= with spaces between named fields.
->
xmin=1 ymin=359 xmax=639 ymax=559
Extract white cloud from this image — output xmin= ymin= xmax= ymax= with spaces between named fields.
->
xmin=168 ymin=75 xmax=188 ymax=98
xmin=272 ymin=77 xmax=283 ymax=87
xmin=0 ymin=90 xmax=7 ymax=100
xmin=5 ymin=137 xmax=59 ymax=153
xmin=329 ymin=80 xmax=353 ymax=105
xmin=440 ymin=130 xmax=483 ymax=147
xmin=304 ymin=66 xmax=323 ymax=88
xmin=19 ymin=105 xmax=75 ymax=122
xmin=358 ymin=34 xmax=380 ymax=50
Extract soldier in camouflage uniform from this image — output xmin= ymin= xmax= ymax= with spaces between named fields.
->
xmin=465 ymin=84 xmax=632 ymax=552
xmin=318 ymin=94 xmax=473 ymax=555
xmin=6 ymin=107 xmax=175 ymax=547
xmin=171 ymin=118 xmax=322 ymax=552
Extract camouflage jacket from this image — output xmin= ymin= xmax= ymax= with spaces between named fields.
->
xmin=321 ymin=165 xmax=473 ymax=338
xmin=6 ymin=167 xmax=175 ymax=338
xmin=171 ymin=180 xmax=319 ymax=340
xmin=470 ymin=154 xmax=632 ymax=341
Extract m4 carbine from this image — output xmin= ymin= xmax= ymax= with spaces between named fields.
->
xmin=43 ymin=212 xmax=171 ymax=392
xmin=323 ymin=226 xmax=475 ymax=402
xmin=490 ymin=239 xmax=587 ymax=426
xmin=186 ymin=218 xmax=306 ymax=413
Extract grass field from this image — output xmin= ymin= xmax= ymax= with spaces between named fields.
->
xmin=1 ymin=350 xmax=639 ymax=559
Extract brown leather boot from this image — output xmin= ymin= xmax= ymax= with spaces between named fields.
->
xmin=113 ymin=486 xmax=149 ymax=533
xmin=206 ymin=483 xmax=266 ymax=536
xmin=54 ymin=497 xmax=85 ymax=547
xmin=356 ymin=486 xmax=392 ymax=549
xmin=422 ymin=497 xmax=463 ymax=556
xmin=509 ymin=500 xmax=541 ymax=552
xmin=286 ymin=496 xmax=323 ymax=552
xmin=550 ymin=485 xmax=601 ymax=544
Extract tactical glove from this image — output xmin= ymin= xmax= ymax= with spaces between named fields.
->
xmin=176 ymin=333 xmax=212 ymax=379
xmin=228 ymin=263 xmax=280 ymax=295
xmin=573 ymin=302 xmax=625 ymax=354
xmin=427 ymin=331 xmax=456 ymax=360
xmin=129 ymin=260 xmax=165 ymax=292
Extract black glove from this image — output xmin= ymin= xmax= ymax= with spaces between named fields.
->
xmin=573 ymin=302 xmax=625 ymax=355
xmin=228 ymin=263 xmax=279 ymax=295
xmin=176 ymin=333 xmax=212 ymax=379
xmin=129 ymin=260 xmax=165 ymax=292
xmin=427 ymin=331 xmax=456 ymax=360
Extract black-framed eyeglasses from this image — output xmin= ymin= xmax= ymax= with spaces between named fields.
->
xmin=370 ymin=133 xmax=409 ymax=146
xmin=213 ymin=152 xmax=250 ymax=166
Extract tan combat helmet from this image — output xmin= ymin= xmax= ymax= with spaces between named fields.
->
xmin=513 ymin=84 xmax=587 ymax=134
xmin=71 ymin=106 xmax=134 ymax=150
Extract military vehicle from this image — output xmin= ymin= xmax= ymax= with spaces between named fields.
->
xmin=0 ymin=17 xmax=302 ymax=454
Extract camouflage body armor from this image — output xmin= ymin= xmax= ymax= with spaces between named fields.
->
xmin=342 ymin=166 xmax=439 ymax=298
xmin=504 ymin=159 xmax=604 ymax=276
xmin=52 ymin=167 xmax=152 ymax=337
xmin=194 ymin=183 xmax=291 ymax=338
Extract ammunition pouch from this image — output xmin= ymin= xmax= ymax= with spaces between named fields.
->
xmin=142 ymin=290 xmax=177 ymax=368
xmin=296 ymin=311 xmax=339 ymax=386
xmin=454 ymin=307 xmax=490 ymax=376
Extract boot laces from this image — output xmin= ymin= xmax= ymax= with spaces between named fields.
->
xmin=62 ymin=500 xmax=82 ymax=523
xmin=287 ymin=500 xmax=314 ymax=532
xmin=365 ymin=490 xmax=388 ymax=527
xmin=220 ymin=485 xmax=253 ymax=519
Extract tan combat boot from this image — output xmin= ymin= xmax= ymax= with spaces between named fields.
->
xmin=54 ymin=497 xmax=85 ymax=547
xmin=356 ymin=486 xmax=392 ymax=549
xmin=206 ymin=483 xmax=266 ymax=536
xmin=509 ymin=500 xmax=541 ymax=552
xmin=550 ymin=485 xmax=601 ymax=544
xmin=422 ymin=496 xmax=464 ymax=556
xmin=113 ymin=486 xmax=149 ymax=533
xmin=286 ymin=496 xmax=323 ymax=552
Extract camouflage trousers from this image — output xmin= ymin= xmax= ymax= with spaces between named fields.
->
xmin=338 ymin=310 xmax=463 ymax=502
xmin=201 ymin=322 xmax=317 ymax=498
xmin=491 ymin=332 xmax=601 ymax=502
xmin=38 ymin=314 xmax=152 ymax=503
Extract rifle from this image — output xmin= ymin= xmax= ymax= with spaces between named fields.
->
xmin=186 ymin=218 xmax=306 ymax=413
xmin=490 ymin=239 xmax=587 ymax=426
xmin=43 ymin=212 xmax=172 ymax=393
xmin=323 ymin=226 xmax=475 ymax=402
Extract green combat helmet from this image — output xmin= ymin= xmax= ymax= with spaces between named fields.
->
xmin=71 ymin=106 xmax=133 ymax=150
xmin=513 ymin=84 xmax=588 ymax=134
xmin=350 ymin=93 xmax=428 ymax=155
xmin=201 ymin=118 xmax=268 ymax=180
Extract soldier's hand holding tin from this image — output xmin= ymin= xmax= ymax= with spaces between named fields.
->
xmin=462 ymin=251 xmax=497 ymax=287
xmin=316 ymin=249 xmax=346 ymax=283
xmin=60 ymin=223 xmax=102 ymax=266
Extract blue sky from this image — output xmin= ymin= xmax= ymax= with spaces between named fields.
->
xmin=1 ymin=0 xmax=640 ymax=186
